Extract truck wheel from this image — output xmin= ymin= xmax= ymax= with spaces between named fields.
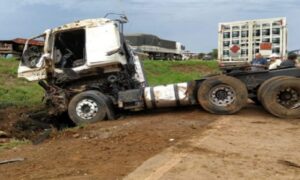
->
xmin=198 ymin=76 xmax=248 ymax=114
xmin=68 ymin=90 xmax=109 ymax=125
xmin=261 ymin=77 xmax=300 ymax=118
xmin=257 ymin=76 xmax=289 ymax=102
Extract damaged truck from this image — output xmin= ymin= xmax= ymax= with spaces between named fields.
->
xmin=18 ymin=16 xmax=300 ymax=125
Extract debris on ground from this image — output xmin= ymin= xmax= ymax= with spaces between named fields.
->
xmin=0 ymin=107 xmax=74 ymax=143
xmin=0 ymin=158 xmax=24 ymax=165
xmin=278 ymin=160 xmax=300 ymax=169
xmin=32 ymin=129 xmax=52 ymax=145
xmin=0 ymin=131 xmax=8 ymax=138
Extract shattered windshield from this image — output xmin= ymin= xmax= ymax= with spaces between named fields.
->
xmin=21 ymin=34 xmax=45 ymax=68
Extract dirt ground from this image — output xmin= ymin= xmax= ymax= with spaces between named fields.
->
xmin=0 ymin=104 xmax=299 ymax=179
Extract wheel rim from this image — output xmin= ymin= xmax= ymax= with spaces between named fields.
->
xmin=209 ymin=85 xmax=236 ymax=106
xmin=276 ymin=88 xmax=299 ymax=109
xmin=76 ymin=99 xmax=99 ymax=120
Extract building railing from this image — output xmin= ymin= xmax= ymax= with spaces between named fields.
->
xmin=0 ymin=47 xmax=12 ymax=51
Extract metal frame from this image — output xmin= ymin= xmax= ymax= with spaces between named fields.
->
xmin=218 ymin=17 xmax=287 ymax=63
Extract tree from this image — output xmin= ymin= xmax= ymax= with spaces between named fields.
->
xmin=211 ymin=49 xmax=218 ymax=59
xmin=198 ymin=53 xmax=205 ymax=59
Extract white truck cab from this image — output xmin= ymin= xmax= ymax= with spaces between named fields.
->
xmin=18 ymin=18 xmax=146 ymax=84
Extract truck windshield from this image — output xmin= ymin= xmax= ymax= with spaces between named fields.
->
xmin=53 ymin=29 xmax=86 ymax=69
xmin=21 ymin=34 xmax=45 ymax=68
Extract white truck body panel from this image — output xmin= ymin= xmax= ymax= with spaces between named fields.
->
xmin=18 ymin=66 xmax=47 ymax=81
xmin=132 ymin=55 xmax=147 ymax=86
xmin=86 ymin=22 xmax=127 ymax=67
xmin=218 ymin=17 xmax=287 ymax=63
xmin=176 ymin=42 xmax=184 ymax=55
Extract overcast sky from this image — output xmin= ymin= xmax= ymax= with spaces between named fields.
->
xmin=0 ymin=0 xmax=299 ymax=52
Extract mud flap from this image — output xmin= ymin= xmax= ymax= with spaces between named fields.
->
xmin=104 ymin=96 xmax=116 ymax=120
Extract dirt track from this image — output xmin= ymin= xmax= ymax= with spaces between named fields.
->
xmin=0 ymin=104 xmax=299 ymax=179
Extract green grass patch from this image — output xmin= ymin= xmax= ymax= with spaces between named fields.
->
xmin=143 ymin=59 xmax=219 ymax=86
xmin=0 ymin=138 xmax=31 ymax=151
xmin=0 ymin=58 xmax=44 ymax=108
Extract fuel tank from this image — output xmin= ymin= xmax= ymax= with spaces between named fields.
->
xmin=144 ymin=82 xmax=196 ymax=109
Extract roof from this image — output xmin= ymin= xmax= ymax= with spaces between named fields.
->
xmin=0 ymin=38 xmax=44 ymax=46
xmin=12 ymin=38 xmax=44 ymax=46
xmin=219 ymin=17 xmax=287 ymax=26
xmin=125 ymin=33 xmax=160 ymax=39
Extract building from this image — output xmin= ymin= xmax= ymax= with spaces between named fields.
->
xmin=0 ymin=38 xmax=44 ymax=59
xmin=218 ymin=17 xmax=287 ymax=63
xmin=182 ymin=51 xmax=198 ymax=59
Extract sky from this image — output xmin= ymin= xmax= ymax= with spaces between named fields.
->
xmin=0 ymin=0 xmax=299 ymax=52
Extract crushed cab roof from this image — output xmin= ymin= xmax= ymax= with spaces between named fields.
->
xmin=51 ymin=18 xmax=114 ymax=33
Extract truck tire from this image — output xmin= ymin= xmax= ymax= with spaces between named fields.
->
xmin=260 ymin=77 xmax=300 ymax=118
xmin=198 ymin=75 xmax=248 ymax=114
xmin=68 ymin=90 xmax=109 ymax=125
xmin=257 ymin=76 xmax=289 ymax=102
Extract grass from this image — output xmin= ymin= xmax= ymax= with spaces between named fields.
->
xmin=0 ymin=58 xmax=44 ymax=108
xmin=63 ymin=124 xmax=86 ymax=132
xmin=0 ymin=138 xmax=30 ymax=151
xmin=143 ymin=59 xmax=219 ymax=86
xmin=0 ymin=58 xmax=219 ymax=108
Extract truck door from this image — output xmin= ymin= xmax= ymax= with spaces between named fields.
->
xmin=18 ymin=34 xmax=48 ymax=81
xmin=85 ymin=22 xmax=127 ymax=67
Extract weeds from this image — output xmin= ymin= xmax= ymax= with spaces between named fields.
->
xmin=0 ymin=58 xmax=44 ymax=108
xmin=63 ymin=124 xmax=86 ymax=133
xmin=0 ymin=138 xmax=30 ymax=151
xmin=143 ymin=59 xmax=219 ymax=85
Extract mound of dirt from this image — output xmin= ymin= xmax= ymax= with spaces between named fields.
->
xmin=0 ymin=107 xmax=74 ymax=141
